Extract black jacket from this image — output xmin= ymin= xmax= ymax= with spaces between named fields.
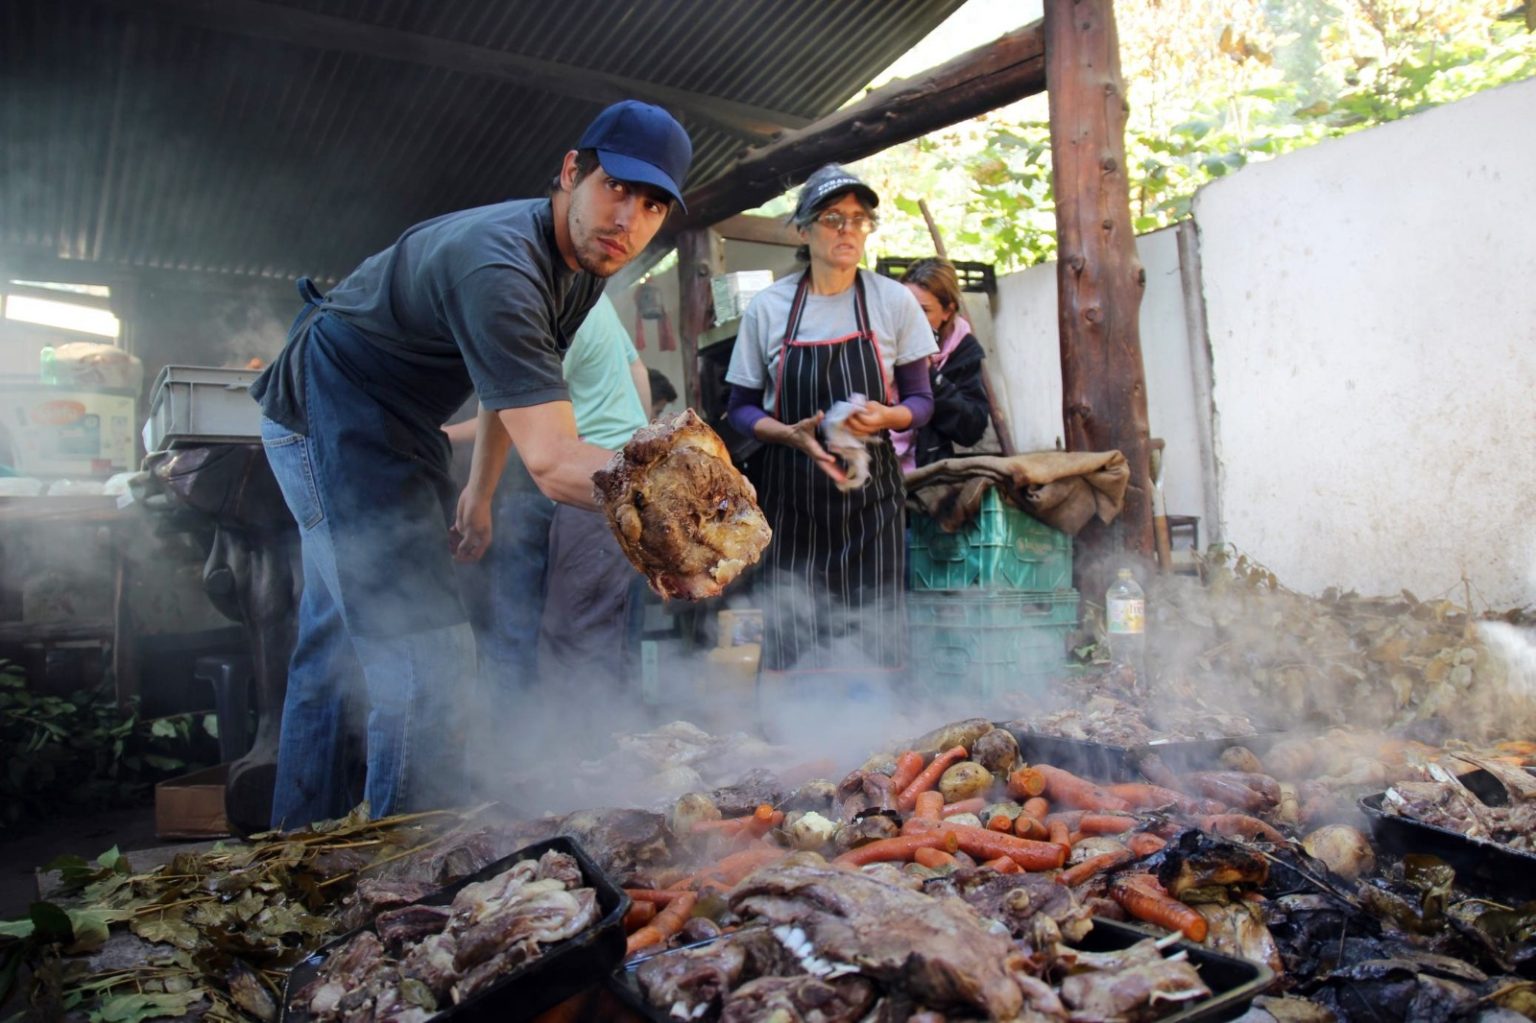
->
xmin=913 ymin=332 xmax=990 ymax=468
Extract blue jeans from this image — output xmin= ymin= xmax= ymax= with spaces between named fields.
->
xmin=261 ymin=317 xmax=475 ymax=829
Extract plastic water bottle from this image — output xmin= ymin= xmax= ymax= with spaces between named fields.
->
xmin=39 ymin=345 xmax=58 ymax=385
xmin=1106 ymin=568 xmax=1146 ymax=678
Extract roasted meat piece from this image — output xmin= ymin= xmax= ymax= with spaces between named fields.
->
xmin=925 ymin=870 xmax=1093 ymax=946
xmin=636 ymin=928 xmax=797 ymax=1019
xmin=721 ymin=975 xmax=877 ymax=1022
xmin=374 ymin=904 xmax=451 ymax=955
xmin=729 ymin=860 xmax=1025 ymax=1019
xmin=1155 ymin=830 xmax=1271 ymax=898
xmin=593 ymin=410 xmax=771 ymax=600
xmin=1057 ymin=938 xmax=1211 ymax=1019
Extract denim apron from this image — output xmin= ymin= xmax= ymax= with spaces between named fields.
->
xmin=757 ymin=271 xmax=904 ymax=674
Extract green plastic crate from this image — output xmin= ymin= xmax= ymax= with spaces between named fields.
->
xmin=909 ymin=488 xmax=1073 ymax=591
xmin=905 ymin=590 xmax=1079 ymax=703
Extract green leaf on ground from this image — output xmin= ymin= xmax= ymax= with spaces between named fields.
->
xmin=90 ymin=990 xmax=204 ymax=1022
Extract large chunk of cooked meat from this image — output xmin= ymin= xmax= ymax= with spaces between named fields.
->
xmin=729 ymin=860 xmax=1025 ymax=1019
xmin=593 ymin=410 xmax=771 ymax=600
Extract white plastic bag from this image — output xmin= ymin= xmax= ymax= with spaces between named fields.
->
xmin=821 ymin=393 xmax=874 ymax=491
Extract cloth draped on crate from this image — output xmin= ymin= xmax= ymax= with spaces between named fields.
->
xmin=903 ymin=451 xmax=1128 ymax=536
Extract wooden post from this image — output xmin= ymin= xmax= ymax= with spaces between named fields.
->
xmin=1046 ymin=0 xmax=1154 ymax=575
xmin=674 ymin=227 xmax=725 ymax=411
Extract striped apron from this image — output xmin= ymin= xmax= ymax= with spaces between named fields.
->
xmin=758 ymin=272 xmax=905 ymax=675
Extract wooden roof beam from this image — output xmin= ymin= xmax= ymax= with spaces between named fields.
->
xmin=677 ymin=19 xmax=1047 ymax=233
xmin=98 ymin=0 xmax=811 ymax=141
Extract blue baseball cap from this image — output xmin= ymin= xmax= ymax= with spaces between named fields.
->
xmin=577 ymin=100 xmax=694 ymax=212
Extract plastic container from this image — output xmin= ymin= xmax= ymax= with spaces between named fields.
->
xmin=906 ymin=590 xmax=1079 ymax=703
xmin=281 ymin=836 xmax=629 ymax=1023
xmin=145 ymin=365 xmax=262 ymax=450
xmin=1359 ymin=768 xmax=1536 ymax=903
xmin=909 ymin=488 xmax=1072 ymax=591
xmin=608 ymin=918 xmax=1272 ymax=1023
xmin=1003 ymin=729 xmax=1275 ymax=782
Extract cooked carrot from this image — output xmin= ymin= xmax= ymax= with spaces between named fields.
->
xmin=1047 ymin=819 xmax=1071 ymax=849
xmin=987 ymin=813 xmax=1014 ymax=833
xmin=1034 ymin=764 xmax=1132 ymax=812
xmin=896 ymin=746 xmax=969 ymax=812
xmin=934 ymin=824 xmax=1067 ymax=870
xmin=939 ymin=797 xmax=987 ymax=819
xmin=622 ymin=901 xmax=657 ymax=932
xmin=624 ymin=888 xmax=687 ymax=906
xmin=1078 ymin=814 xmax=1138 ymax=835
xmin=833 ymin=831 xmax=959 ymax=867
xmin=1198 ymin=814 xmax=1287 ymax=844
xmin=1127 ymin=833 xmax=1167 ymax=856
xmin=1187 ymin=775 xmax=1267 ymax=812
xmin=683 ymin=844 xmax=787 ymax=889
xmin=1014 ymin=815 xmax=1048 ymax=841
xmin=889 ymin=750 xmax=926 ymax=793
xmin=1045 ymin=810 xmax=1085 ymax=831
xmin=1058 ymin=849 xmax=1134 ymax=887
xmin=743 ymin=807 xmax=785 ymax=838
xmin=901 ymin=816 xmax=940 ymax=836
xmin=627 ymin=890 xmax=698 ymax=954
xmin=914 ymin=790 xmax=945 ymax=821
xmin=913 ymin=847 xmax=958 ymax=869
xmin=1006 ymin=766 xmax=1047 ymax=799
xmin=1067 ymin=831 xmax=1087 ymax=846
xmin=690 ymin=817 xmax=750 ymax=837
xmin=983 ymin=855 xmax=1022 ymax=874
xmin=779 ymin=757 xmax=840 ymax=788
xmin=1021 ymin=797 xmax=1050 ymax=820
xmin=1109 ymin=875 xmax=1207 ymax=942
xmin=1105 ymin=782 xmax=1203 ymax=812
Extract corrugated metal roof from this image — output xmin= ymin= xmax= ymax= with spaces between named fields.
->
xmin=0 ymin=0 xmax=967 ymax=281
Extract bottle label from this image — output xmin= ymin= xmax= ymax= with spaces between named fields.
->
xmin=1107 ymin=598 xmax=1144 ymax=635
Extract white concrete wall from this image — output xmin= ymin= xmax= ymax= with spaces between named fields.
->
xmin=990 ymin=227 xmax=1212 ymax=532
xmin=1195 ymin=77 xmax=1536 ymax=606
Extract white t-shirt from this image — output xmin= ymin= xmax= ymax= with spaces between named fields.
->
xmin=726 ymin=269 xmax=938 ymax=413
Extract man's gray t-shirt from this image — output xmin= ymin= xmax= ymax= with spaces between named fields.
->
xmin=252 ymin=199 xmax=602 ymax=433
xmin=725 ymin=268 xmax=937 ymax=413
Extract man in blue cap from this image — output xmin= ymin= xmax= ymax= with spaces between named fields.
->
xmin=251 ymin=100 xmax=692 ymax=829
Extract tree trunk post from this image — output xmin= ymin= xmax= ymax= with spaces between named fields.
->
xmin=1046 ymin=0 xmax=1154 ymax=588
xmin=674 ymin=227 xmax=725 ymax=411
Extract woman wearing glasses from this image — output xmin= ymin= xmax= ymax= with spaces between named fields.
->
xmin=726 ymin=164 xmax=936 ymax=681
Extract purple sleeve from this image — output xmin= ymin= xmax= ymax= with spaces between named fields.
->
xmin=894 ymin=360 xmax=934 ymax=430
xmin=727 ymin=384 xmax=771 ymax=436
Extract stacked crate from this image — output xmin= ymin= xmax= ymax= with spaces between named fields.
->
xmin=906 ymin=488 xmax=1077 ymax=702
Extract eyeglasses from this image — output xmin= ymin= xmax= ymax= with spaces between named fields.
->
xmin=813 ymin=210 xmax=878 ymax=235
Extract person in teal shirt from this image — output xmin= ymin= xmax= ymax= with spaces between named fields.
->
xmin=452 ymin=294 xmax=650 ymax=710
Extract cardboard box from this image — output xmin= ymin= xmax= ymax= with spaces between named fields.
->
xmin=154 ymin=763 xmax=231 ymax=839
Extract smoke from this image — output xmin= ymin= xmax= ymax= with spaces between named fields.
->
xmin=205 ymin=295 xmax=288 ymax=368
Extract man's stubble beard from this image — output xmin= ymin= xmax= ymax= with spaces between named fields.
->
xmin=568 ymin=206 xmax=623 ymax=279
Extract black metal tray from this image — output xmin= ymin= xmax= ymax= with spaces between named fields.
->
xmin=1004 ymin=728 xmax=1275 ymax=781
xmin=282 ymin=836 xmax=629 ymax=1023
xmin=606 ymin=917 xmax=1272 ymax=1023
xmin=1360 ymin=769 xmax=1536 ymax=903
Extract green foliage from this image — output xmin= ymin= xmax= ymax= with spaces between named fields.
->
xmin=847 ymin=0 xmax=1536 ymax=272
xmin=0 ymin=660 xmax=217 ymax=831
xmin=0 ymin=805 xmax=476 ymax=1020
